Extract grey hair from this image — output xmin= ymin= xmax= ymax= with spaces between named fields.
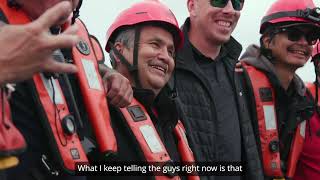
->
xmin=109 ymin=27 xmax=136 ymax=69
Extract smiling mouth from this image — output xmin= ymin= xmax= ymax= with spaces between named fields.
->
xmin=291 ymin=50 xmax=306 ymax=55
xmin=217 ymin=20 xmax=231 ymax=28
xmin=288 ymin=49 xmax=310 ymax=57
xmin=150 ymin=65 xmax=167 ymax=74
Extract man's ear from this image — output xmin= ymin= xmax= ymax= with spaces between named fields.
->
xmin=109 ymin=42 xmax=124 ymax=69
xmin=187 ymin=0 xmax=196 ymax=17
xmin=262 ymin=35 xmax=272 ymax=49
xmin=114 ymin=42 xmax=123 ymax=54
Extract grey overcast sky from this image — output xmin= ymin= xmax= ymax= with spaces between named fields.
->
xmin=80 ymin=0 xmax=320 ymax=82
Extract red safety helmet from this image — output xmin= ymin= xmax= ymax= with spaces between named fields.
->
xmin=105 ymin=0 xmax=183 ymax=52
xmin=260 ymin=0 xmax=320 ymax=34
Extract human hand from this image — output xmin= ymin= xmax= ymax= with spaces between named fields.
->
xmin=235 ymin=62 xmax=243 ymax=73
xmin=0 ymin=1 xmax=80 ymax=85
xmin=102 ymin=71 xmax=133 ymax=108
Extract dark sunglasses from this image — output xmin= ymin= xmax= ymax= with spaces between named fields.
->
xmin=210 ymin=0 xmax=244 ymax=11
xmin=275 ymin=27 xmax=319 ymax=46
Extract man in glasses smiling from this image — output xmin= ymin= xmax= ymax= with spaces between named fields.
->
xmin=171 ymin=0 xmax=263 ymax=180
xmin=294 ymin=43 xmax=320 ymax=180
xmin=240 ymin=0 xmax=320 ymax=179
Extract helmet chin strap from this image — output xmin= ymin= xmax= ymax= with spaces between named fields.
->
xmin=72 ymin=0 xmax=82 ymax=24
xmin=132 ymin=26 xmax=142 ymax=89
xmin=107 ymin=26 xmax=142 ymax=89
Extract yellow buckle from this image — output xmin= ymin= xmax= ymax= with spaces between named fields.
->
xmin=0 ymin=156 xmax=19 ymax=170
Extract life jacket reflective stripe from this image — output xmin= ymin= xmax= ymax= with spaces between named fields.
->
xmin=68 ymin=18 xmax=117 ymax=156
xmin=119 ymin=98 xmax=199 ymax=180
xmin=242 ymin=62 xmax=305 ymax=178
xmin=0 ymin=88 xmax=26 ymax=163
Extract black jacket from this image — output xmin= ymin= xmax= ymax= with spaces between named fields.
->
xmin=172 ymin=18 xmax=264 ymax=180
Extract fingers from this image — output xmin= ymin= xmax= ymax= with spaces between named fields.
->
xmin=27 ymin=1 xmax=80 ymax=51
xmin=32 ymin=1 xmax=73 ymax=29
xmin=120 ymin=87 xmax=133 ymax=107
xmin=110 ymin=85 xmax=133 ymax=108
xmin=235 ymin=68 xmax=243 ymax=73
xmin=46 ymin=23 xmax=80 ymax=50
xmin=105 ymin=74 xmax=132 ymax=108
xmin=107 ymin=78 xmax=123 ymax=104
xmin=62 ymin=24 xmax=79 ymax=35
xmin=235 ymin=62 xmax=243 ymax=73
xmin=43 ymin=58 xmax=78 ymax=74
xmin=47 ymin=33 xmax=80 ymax=50
xmin=235 ymin=62 xmax=242 ymax=67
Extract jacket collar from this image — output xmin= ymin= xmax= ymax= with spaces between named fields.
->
xmin=133 ymin=87 xmax=155 ymax=108
xmin=133 ymin=87 xmax=178 ymax=128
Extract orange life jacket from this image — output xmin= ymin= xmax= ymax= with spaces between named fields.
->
xmin=242 ymin=62 xmax=305 ymax=179
xmin=119 ymin=98 xmax=199 ymax=180
xmin=0 ymin=87 xmax=26 ymax=161
xmin=0 ymin=1 xmax=117 ymax=174
xmin=305 ymin=82 xmax=319 ymax=105
xmin=68 ymin=18 xmax=117 ymax=157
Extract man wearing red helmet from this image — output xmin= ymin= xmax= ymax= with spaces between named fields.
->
xmin=240 ymin=0 xmax=320 ymax=179
xmin=2 ymin=0 xmax=133 ymax=180
xmin=89 ymin=1 xmax=198 ymax=180
xmin=294 ymin=43 xmax=320 ymax=180
xmin=172 ymin=0 xmax=263 ymax=180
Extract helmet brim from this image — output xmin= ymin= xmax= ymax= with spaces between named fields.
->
xmin=278 ymin=22 xmax=320 ymax=30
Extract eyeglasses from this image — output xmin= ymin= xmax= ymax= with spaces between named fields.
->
xmin=209 ymin=0 xmax=244 ymax=11
xmin=275 ymin=27 xmax=319 ymax=46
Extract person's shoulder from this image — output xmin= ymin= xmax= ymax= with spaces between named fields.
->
xmin=224 ymin=36 xmax=242 ymax=60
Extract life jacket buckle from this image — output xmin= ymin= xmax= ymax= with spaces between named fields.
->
xmin=269 ymin=140 xmax=280 ymax=153
xmin=41 ymin=154 xmax=59 ymax=176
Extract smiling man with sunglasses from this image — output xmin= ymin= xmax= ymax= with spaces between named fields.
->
xmin=240 ymin=0 xmax=320 ymax=179
xmin=171 ymin=0 xmax=264 ymax=180
xmin=294 ymin=42 xmax=320 ymax=180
